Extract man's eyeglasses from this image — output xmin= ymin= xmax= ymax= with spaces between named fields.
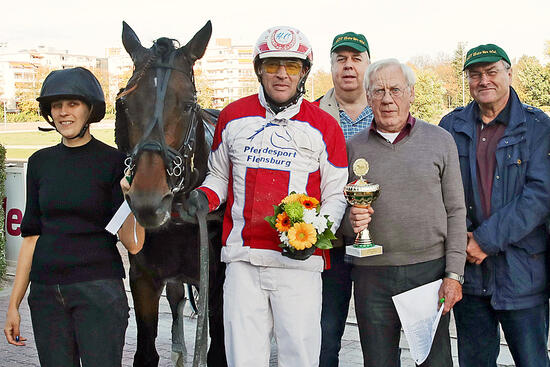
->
xmin=262 ymin=60 xmax=303 ymax=76
xmin=370 ymin=87 xmax=406 ymax=100
xmin=467 ymin=68 xmax=506 ymax=82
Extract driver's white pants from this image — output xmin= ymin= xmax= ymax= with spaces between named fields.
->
xmin=223 ymin=261 xmax=322 ymax=367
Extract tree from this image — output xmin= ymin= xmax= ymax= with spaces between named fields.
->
xmin=35 ymin=65 xmax=53 ymax=88
xmin=195 ymin=68 xmax=215 ymax=109
xmin=103 ymin=67 xmax=134 ymax=115
xmin=305 ymin=69 xmax=333 ymax=101
xmin=409 ymin=55 xmax=434 ymax=69
xmin=15 ymin=65 xmax=52 ymax=115
xmin=89 ymin=66 xmax=113 ymax=113
xmin=433 ymin=62 xmax=459 ymax=110
xmin=15 ymin=89 xmax=38 ymax=114
xmin=513 ymin=55 xmax=550 ymax=108
xmin=410 ymin=68 xmax=446 ymax=123
xmin=450 ymin=42 xmax=470 ymax=108
xmin=115 ymin=68 xmax=134 ymax=91
xmin=410 ymin=43 xmax=471 ymax=113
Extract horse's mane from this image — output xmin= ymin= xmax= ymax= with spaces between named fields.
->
xmin=115 ymin=89 xmax=131 ymax=154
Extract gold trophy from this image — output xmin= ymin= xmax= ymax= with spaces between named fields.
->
xmin=343 ymin=158 xmax=383 ymax=257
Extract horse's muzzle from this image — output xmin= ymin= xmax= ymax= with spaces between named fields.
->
xmin=126 ymin=190 xmax=174 ymax=228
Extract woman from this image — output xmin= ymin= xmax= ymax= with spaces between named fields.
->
xmin=3 ymin=67 xmax=143 ymax=366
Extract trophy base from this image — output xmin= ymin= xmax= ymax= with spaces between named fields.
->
xmin=346 ymin=244 xmax=383 ymax=257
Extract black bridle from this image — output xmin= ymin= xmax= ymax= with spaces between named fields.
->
xmin=117 ymin=48 xmax=201 ymax=195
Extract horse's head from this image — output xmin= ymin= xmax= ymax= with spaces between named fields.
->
xmin=116 ymin=21 xmax=212 ymax=229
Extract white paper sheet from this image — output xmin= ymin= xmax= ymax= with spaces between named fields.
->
xmin=105 ymin=201 xmax=132 ymax=235
xmin=392 ymin=279 xmax=444 ymax=365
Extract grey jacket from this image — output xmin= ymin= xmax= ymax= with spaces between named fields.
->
xmin=316 ymin=88 xmax=340 ymax=122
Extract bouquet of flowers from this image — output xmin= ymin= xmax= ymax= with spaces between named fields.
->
xmin=265 ymin=192 xmax=336 ymax=260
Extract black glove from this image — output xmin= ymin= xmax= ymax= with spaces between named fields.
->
xmin=186 ymin=189 xmax=209 ymax=217
xmin=281 ymin=246 xmax=316 ymax=261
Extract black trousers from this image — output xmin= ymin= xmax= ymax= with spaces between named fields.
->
xmin=28 ymin=278 xmax=129 ymax=367
xmin=352 ymin=258 xmax=452 ymax=367
xmin=320 ymin=246 xmax=353 ymax=367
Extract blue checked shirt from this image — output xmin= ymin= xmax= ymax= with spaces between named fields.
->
xmin=339 ymin=106 xmax=373 ymax=140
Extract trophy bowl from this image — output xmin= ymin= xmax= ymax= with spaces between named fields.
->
xmin=343 ymin=182 xmax=380 ymax=208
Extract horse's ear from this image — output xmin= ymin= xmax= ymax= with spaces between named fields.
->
xmin=182 ymin=20 xmax=212 ymax=63
xmin=122 ymin=21 xmax=146 ymax=61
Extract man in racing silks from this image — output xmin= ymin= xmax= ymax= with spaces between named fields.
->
xmin=185 ymin=26 xmax=348 ymax=366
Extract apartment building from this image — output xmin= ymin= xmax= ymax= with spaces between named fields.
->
xmin=0 ymin=38 xmax=259 ymax=112
xmin=0 ymin=44 xmax=108 ymax=109
xmin=196 ymin=38 xmax=258 ymax=108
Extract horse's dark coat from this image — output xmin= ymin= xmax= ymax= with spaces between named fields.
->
xmin=116 ymin=21 xmax=226 ymax=367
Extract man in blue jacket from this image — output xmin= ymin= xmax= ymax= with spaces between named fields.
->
xmin=439 ymin=44 xmax=550 ymax=367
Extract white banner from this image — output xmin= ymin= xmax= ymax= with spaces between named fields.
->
xmin=4 ymin=163 xmax=26 ymax=265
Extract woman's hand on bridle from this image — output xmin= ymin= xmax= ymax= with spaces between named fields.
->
xmin=120 ymin=176 xmax=131 ymax=196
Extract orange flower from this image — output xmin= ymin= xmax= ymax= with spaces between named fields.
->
xmin=300 ymin=196 xmax=319 ymax=210
xmin=288 ymin=222 xmax=317 ymax=250
xmin=275 ymin=213 xmax=291 ymax=232
xmin=280 ymin=193 xmax=307 ymax=205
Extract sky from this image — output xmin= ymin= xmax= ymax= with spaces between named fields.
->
xmin=2 ymin=0 xmax=549 ymax=72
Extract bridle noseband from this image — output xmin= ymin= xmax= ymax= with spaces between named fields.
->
xmin=117 ymin=46 xmax=201 ymax=195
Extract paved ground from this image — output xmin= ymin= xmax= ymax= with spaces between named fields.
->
xmin=1 ymin=242 xmax=527 ymax=366
xmin=0 ymin=242 xmax=433 ymax=367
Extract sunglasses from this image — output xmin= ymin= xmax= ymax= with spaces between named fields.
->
xmin=262 ymin=60 xmax=303 ymax=76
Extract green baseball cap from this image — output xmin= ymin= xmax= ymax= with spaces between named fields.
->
xmin=331 ymin=32 xmax=370 ymax=57
xmin=463 ymin=44 xmax=511 ymax=70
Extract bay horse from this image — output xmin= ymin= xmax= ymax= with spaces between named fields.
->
xmin=115 ymin=21 xmax=226 ymax=367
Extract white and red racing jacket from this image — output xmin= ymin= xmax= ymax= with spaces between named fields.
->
xmin=198 ymin=88 xmax=348 ymax=272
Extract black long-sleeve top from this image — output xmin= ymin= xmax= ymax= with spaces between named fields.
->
xmin=21 ymin=137 xmax=126 ymax=285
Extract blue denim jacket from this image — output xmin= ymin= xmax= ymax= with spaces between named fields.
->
xmin=439 ymin=87 xmax=550 ymax=310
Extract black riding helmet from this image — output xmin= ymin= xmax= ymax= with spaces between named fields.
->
xmin=37 ymin=67 xmax=105 ymax=126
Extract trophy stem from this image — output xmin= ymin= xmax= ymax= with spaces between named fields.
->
xmin=355 ymin=228 xmax=375 ymax=248
xmin=353 ymin=204 xmax=374 ymax=248
xmin=347 ymin=224 xmax=383 ymax=257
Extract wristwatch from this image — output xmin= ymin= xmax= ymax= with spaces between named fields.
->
xmin=445 ymin=271 xmax=464 ymax=285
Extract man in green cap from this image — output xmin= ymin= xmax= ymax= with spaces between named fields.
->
xmin=440 ymin=44 xmax=550 ymax=367
xmin=313 ymin=31 xmax=372 ymax=367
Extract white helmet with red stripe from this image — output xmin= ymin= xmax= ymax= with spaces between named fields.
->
xmin=253 ymin=26 xmax=313 ymax=106
xmin=253 ymin=26 xmax=313 ymax=65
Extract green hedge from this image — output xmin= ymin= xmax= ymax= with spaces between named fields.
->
xmin=0 ymin=112 xmax=115 ymax=123
xmin=1 ymin=112 xmax=41 ymax=123
xmin=0 ymin=143 xmax=5 ymax=278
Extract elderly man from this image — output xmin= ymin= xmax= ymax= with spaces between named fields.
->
xmin=439 ymin=44 xmax=550 ymax=367
xmin=185 ymin=26 xmax=348 ymax=367
xmin=347 ymin=59 xmax=467 ymax=367
xmin=313 ymin=31 xmax=372 ymax=367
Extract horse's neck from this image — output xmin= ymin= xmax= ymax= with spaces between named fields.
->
xmin=201 ymin=109 xmax=218 ymax=150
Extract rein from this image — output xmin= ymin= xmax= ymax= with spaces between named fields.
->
xmin=117 ymin=49 xmax=201 ymax=195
